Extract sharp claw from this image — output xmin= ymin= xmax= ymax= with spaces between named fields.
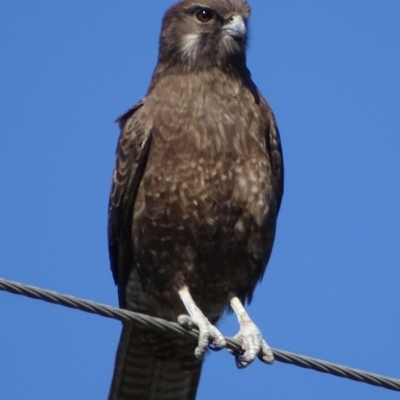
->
xmin=177 ymin=314 xmax=194 ymax=329
xmin=260 ymin=353 xmax=274 ymax=364
xmin=209 ymin=325 xmax=226 ymax=348
xmin=236 ymin=359 xmax=249 ymax=369
xmin=231 ymin=321 xmax=274 ymax=368
xmin=194 ymin=324 xmax=209 ymax=358
xmin=178 ymin=314 xmax=226 ymax=359
xmin=259 ymin=339 xmax=274 ymax=364
xmin=208 ymin=343 xmax=224 ymax=352
xmin=228 ymin=295 xmax=274 ymax=368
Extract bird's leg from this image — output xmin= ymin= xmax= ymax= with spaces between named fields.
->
xmin=177 ymin=286 xmax=226 ymax=358
xmin=229 ymin=294 xmax=274 ymax=368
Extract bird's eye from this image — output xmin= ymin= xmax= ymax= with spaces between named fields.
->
xmin=195 ymin=8 xmax=215 ymax=24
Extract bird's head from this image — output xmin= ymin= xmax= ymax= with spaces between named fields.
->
xmin=158 ymin=0 xmax=251 ymax=72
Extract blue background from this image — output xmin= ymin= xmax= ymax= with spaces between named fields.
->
xmin=1 ymin=1 xmax=399 ymax=399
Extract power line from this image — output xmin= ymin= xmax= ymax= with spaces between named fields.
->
xmin=1 ymin=277 xmax=399 ymax=392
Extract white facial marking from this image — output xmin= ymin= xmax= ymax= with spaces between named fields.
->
xmin=181 ymin=33 xmax=199 ymax=59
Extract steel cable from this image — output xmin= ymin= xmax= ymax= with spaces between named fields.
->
xmin=1 ymin=277 xmax=399 ymax=392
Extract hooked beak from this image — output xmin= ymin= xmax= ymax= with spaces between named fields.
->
xmin=222 ymin=15 xmax=246 ymax=40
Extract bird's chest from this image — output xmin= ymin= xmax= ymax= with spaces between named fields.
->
xmin=130 ymin=103 xmax=275 ymax=314
xmin=136 ymin=116 xmax=272 ymax=232
xmin=133 ymin=139 xmax=272 ymax=308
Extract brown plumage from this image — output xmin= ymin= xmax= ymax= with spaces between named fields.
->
xmin=107 ymin=0 xmax=284 ymax=399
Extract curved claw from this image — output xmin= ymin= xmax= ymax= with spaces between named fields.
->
xmin=228 ymin=295 xmax=274 ymax=369
xmin=178 ymin=314 xmax=226 ymax=358
xmin=208 ymin=342 xmax=224 ymax=352
xmin=178 ymin=286 xmax=226 ymax=358
xmin=232 ymin=322 xmax=274 ymax=368
xmin=259 ymin=339 xmax=274 ymax=364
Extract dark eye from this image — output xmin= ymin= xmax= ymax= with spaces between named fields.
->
xmin=195 ymin=8 xmax=214 ymax=24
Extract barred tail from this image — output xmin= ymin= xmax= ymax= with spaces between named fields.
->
xmin=108 ymin=323 xmax=203 ymax=400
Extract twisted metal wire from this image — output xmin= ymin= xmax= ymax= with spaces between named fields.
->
xmin=1 ymin=277 xmax=399 ymax=392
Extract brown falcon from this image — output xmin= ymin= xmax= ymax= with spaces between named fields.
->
xmin=107 ymin=0 xmax=284 ymax=399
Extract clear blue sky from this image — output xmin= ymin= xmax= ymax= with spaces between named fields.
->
xmin=1 ymin=1 xmax=399 ymax=399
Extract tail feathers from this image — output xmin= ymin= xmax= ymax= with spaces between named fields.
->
xmin=108 ymin=323 xmax=203 ymax=400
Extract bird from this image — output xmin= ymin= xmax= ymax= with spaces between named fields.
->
xmin=107 ymin=0 xmax=284 ymax=399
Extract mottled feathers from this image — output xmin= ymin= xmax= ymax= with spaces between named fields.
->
xmin=107 ymin=0 xmax=283 ymax=399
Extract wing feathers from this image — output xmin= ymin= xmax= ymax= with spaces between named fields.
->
xmin=108 ymin=100 xmax=151 ymax=305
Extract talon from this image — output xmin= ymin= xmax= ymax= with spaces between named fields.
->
xmin=178 ymin=286 xmax=226 ymax=359
xmin=208 ymin=343 xmax=224 ymax=352
xmin=208 ymin=324 xmax=226 ymax=349
xmin=229 ymin=295 xmax=274 ymax=368
xmin=259 ymin=339 xmax=274 ymax=364
xmin=177 ymin=314 xmax=195 ymax=329
xmin=178 ymin=313 xmax=225 ymax=358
